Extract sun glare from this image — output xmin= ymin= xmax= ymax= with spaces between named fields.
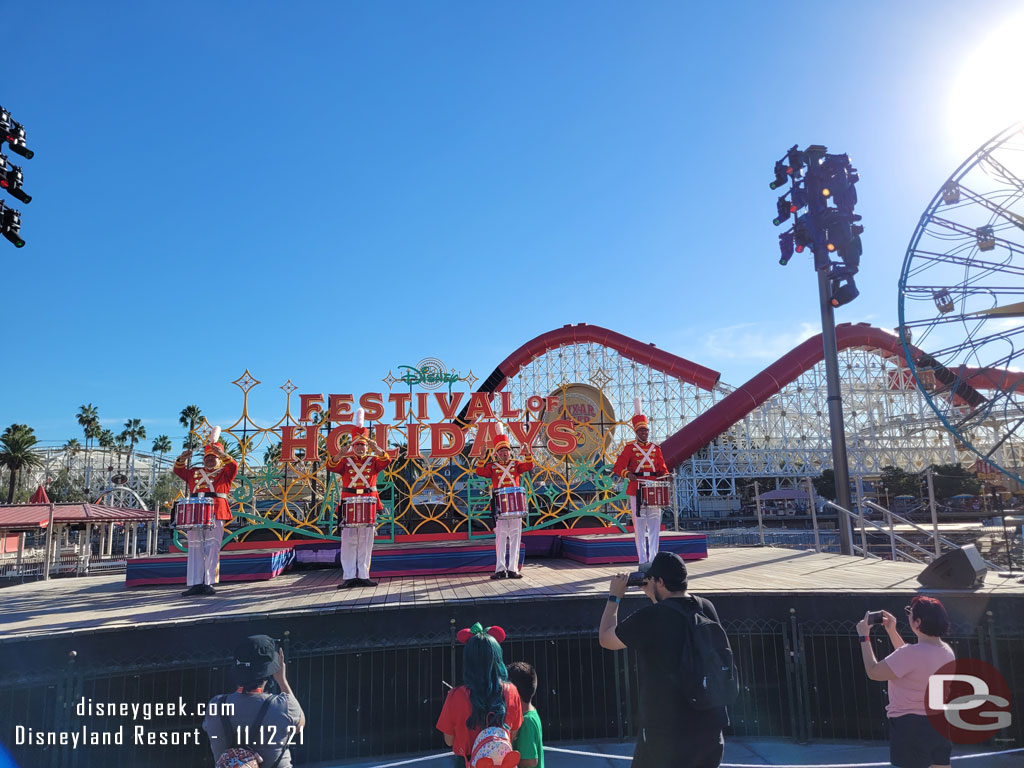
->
xmin=948 ymin=12 xmax=1024 ymax=156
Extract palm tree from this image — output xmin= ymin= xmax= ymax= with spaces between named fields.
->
xmin=63 ymin=438 xmax=82 ymax=470
xmin=76 ymin=404 xmax=99 ymax=451
xmin=0 ymin=424 xmax=44 ymax=503
xmin=121 ymin=418 xmax=146 ymax=479
xmin=179 ymin=405 xmax=203 ymax=450
xmin=113 ymin=433 xmax=128 ymax=476
xmin=152 ymin=435 xmax=172 ymax=466
xmin=98 ymin=429 xmax=115 ymax=476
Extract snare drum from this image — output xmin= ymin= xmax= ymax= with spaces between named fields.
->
xmin=639 ymin=479 xmax=672 ymax=509
xmin=175 ymin=497 xmax=215 ymax=528
xmin=495 ymin=487 xmax=527 ymax=519
xmin=343 ymin=497 xmax=377 ymax=527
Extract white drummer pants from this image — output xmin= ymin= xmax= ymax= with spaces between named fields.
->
xmin=629 ymin=498 xmax=662 ymax=565
xmin=494 ymin=517 xmax=523 ymax=574
xmin=340 ymin=525 xmax=375 ymax=580
xmin=186 ymin=520 xmax=224 ymax=586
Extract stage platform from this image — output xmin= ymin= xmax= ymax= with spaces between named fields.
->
xmin=562 ymin=531 xmax=706 ymax=563
xmin=126 ymin=547 xmax=295 ymax=587
xmin=293 ymin=538 xmax=525 ymax=576
xmin=3 ymin=547 xmax=1022 ymax=651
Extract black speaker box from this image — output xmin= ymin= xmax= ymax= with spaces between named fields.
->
xmin=917 ymin=544 xmax=987 ymax=590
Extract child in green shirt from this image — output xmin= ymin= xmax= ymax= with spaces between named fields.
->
xmin=507 ymin=662 xmax=543 ymax=768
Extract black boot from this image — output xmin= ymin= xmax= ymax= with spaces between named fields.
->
xmin=202 ymin=584 xmax=217 ymax=595
xmin=360 ymin=578 xmax=378 ymax=587
xmin=181 ymin=584 xmax=204 ymax=597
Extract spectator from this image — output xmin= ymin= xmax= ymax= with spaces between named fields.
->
xmin=857 ymin=596 xmax=955 ymax=768
xmin=507 ymin=662 xmax=543 ymax=768
xmin=203 ymin=635 xmax=306 ymax=768
xmin=599 ymin=552 xmax=728 ymax=768
xmin=436 ymin=623 xmax=522 ymax=767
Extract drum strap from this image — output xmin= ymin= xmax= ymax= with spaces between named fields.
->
xmin=634 ymin=442 xmax=657 ymax=471
xmin=493 ymin=462 xmax=517 ymax=487
xmin=347 ymin=457 xmax=373 ymax=487
xmin=194 ymin=467 xmax=217 ymax=492
xmin=196 ymin=491 xmax=229 ymax=499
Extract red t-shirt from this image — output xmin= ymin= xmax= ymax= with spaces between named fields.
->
xmin=435 ymin=682 xmax=523 ymax=766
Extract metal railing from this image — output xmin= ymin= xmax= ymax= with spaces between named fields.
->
xmin=2 ymin=612 xmax=1020 ymax=767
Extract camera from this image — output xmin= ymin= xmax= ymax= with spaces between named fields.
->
xmin=626 ymin=571 xmax=648 ymax=588
xmin=867 ymin=611 xmax=884 ymax=626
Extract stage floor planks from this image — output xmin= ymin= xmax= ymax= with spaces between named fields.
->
xmin=2 ymin=547 xmax=1022 ymax=641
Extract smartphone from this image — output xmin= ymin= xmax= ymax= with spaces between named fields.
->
xmin=867 ymin=611 xmax=884 ymax=626
xmin=626 ymin=571 xmax=647 ymax=588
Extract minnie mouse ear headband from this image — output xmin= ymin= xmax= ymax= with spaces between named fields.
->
xmin=457 ymin=622 xmax=506 ymax=644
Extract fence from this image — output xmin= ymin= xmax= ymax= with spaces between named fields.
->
xmin=2 ymin=613 xmax=1020 ymax=767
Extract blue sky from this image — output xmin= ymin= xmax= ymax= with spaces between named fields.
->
xmin=3 ymin=1 xmax=1023 ymax=447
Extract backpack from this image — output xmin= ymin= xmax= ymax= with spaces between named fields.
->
xmin=216 ymin=696 xmax=284 ymax=768
xmin=663 ymin=596 xmax=739 ymax=710
xmin=469 ymin=725 xmax=520 ymax=768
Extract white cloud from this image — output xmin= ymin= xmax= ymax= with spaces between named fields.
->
xmin=701 ymin=322 xmax=819 ymax=361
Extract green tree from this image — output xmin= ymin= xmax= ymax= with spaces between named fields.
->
xmin=152 ymin=435 xmax=172 ymax=466
xmin=113 ymin=433 xmax=128 ymax=476
xmin=152 ymin=471 xmax=184 ymax=517
xmin=879 ymin=465 xmax=920 ymax=500
xmin=63 ymin=438 xmax=82 ymax=470
xmin=179 ymin=405 xmax=204 ymax=450
xmin=0 ymin=424 xmax=44 ymax=503
xmin=48 ymin=467 xmax=87 ymax=503
xmin=98 ymin=428 xmax=115 ymax=471
xmin=929 ymin=464 xmax=982 ymax=499
xmin=812 ymin=469 xmax=836 ymax=501
xmin=77 ymin=403 xmax=99 ymax=452
xmin=121 ymin=418 xmax=146 ymax=477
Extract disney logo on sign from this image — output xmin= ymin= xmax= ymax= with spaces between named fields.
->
xmin=383 ymin=358 xmax=477 ymax=392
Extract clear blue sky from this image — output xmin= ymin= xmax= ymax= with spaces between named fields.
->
xmin=3 ymin=1 xmax=1022 ymax=447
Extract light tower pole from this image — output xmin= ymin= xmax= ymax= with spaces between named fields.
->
xmin=772 ymin=144 xmax=864 ymax=555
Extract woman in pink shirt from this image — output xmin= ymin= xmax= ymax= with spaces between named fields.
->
xmin=857 ymin=596 xmax=955 ymax=768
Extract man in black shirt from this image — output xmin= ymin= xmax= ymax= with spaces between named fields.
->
xmin=598 ymin=552 xmax=727 ymax=768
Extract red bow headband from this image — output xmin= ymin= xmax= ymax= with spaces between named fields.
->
xmin=457 ymin=622 xmax=506 ymax=644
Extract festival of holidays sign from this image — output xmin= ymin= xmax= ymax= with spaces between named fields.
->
xmin=279 ymin=360 xmax=582 ymax=461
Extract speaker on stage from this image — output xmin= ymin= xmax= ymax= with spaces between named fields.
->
xmin=917 ymin=544 xmax=987 ymax=590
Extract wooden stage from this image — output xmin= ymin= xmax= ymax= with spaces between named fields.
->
xmin=3 ymin=547 xmax=1022 ymax=643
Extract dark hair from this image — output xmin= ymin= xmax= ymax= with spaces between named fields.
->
xmin=910 ymin=596 xmax=949 ymax=637
xmin=241 ymin=677 xmax=271 ymax=692
xmin=463 ymin=633 xmax=508 ymax=730
xmin=507 ymin=661 xmax=537 ymax=707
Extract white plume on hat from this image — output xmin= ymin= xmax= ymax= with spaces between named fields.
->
xmin=355 ymin=408 xmax=365 ymax=428
xmin=495 ymin=421 xmax=506 ymax=436
xmin=633 ymin=397 xmax=643 ymax=416
xmin=209 ymin=426 xmax=221 ymax=445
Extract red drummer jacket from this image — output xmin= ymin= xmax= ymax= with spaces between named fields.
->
xmin=474 ymin=458 xmax=534 ymax=490
xmin=173 ymin=458 xmax=239 ymax=521
xmin=325 ymin=453 xmax=393 ymax=511
xmin=612 ymin=440 xmax=669 ymax=496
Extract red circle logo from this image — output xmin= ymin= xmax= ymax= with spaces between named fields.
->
xmin=925 ymin=658 xmax=1013 ymax=745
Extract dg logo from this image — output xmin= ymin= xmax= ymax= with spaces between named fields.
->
xmin=926 ymin=658 xmax=1013 ymax=744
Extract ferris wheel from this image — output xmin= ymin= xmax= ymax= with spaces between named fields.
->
xmin=898 ymin=123 xmax=1024 ymax=484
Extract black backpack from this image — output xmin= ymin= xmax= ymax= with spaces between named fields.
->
xmin=663 ymin=596 xmax=739 ymax=710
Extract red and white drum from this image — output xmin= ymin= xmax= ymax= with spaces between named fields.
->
xmin=639 ymin=480 xmax=672 ymax=508
xmin=495 ymin=487 xmax=527 ymax=519
xmin=343 ymin=497 xmax=377 ymax=527
xmin=175 ymin=497 xmax=215 ymax=528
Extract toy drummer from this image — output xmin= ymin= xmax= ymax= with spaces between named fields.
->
xmin=326 ymin=409 xmax=392 ymax=589
xmin=172 ymin=427 xmax=238 ymax=597
xmin=475 ymin=423 xmax=533 ymax=580
xmin=612 ymin=399 xmax=670 ymax=567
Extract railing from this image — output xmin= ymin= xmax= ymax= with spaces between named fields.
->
xmin=821 ymin=500 xmax=1000 ymax=568
xmin=1 ymin=613 xmax=1020 ymax=768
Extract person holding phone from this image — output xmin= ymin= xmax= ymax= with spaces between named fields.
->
xmin=203 ymin=635 xmax=306 ymax=768
xmin=856 ymin=597 xmax=955 ymax=768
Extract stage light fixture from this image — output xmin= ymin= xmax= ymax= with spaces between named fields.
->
xmin=773 ymin=195 xmax=791 ymax=226
xmin=830 ymin=277 xmax=859 ymax=307
xmin=0 ymin=155 xmax=31 ymax=204
xmin=779 ymin=231 xmax=794 ymax=265
xmin=0 ymin=201 xmax=24 ymax=248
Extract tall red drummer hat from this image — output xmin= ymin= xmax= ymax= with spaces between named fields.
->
xmin=491 ymin=422 xmax=511 ymax=452
xmin=203 ymin=426 xmax=222 ymax=456
xmin=631 ymin=398 xmax=649 ymax=432
xmin=352 ymin=408 xmax=371 ymax=444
